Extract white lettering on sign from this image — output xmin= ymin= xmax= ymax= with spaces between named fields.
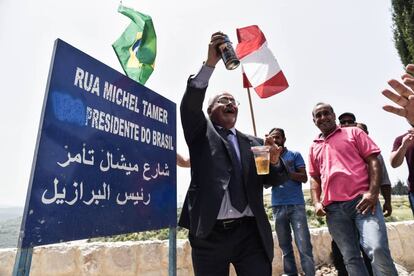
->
xmin=73 ymin=67 xmax=100 ymax=96
xmin=85 ymin=106 xmax=140 ymax=142
xmin=142 ymin=100 xmax=168 ymax=124
xmin=103 ymin=81 xmax=140 ymax=114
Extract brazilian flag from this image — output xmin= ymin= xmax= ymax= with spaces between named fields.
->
xmin=112 ymin=5 xmax=156 ymax=85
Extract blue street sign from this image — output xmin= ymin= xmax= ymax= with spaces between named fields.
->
xmin=18 ymin=39 xmax=176 ymax=248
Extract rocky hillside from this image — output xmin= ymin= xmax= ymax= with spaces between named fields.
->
xmin=0 ymin=207 xmax=22 ymax=248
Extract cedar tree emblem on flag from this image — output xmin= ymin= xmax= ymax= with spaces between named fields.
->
xmin=236 ymin=25 xmax=288 ymax=98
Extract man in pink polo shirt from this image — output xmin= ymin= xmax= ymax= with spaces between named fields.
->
xmin=308 ymin=102 xmax=397 ymax=276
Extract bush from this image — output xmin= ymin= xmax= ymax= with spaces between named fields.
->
xmin=89 ymin=208 xmax=188 ymax=242
xmin=89 ymin=227 xmax=189 ymax=242
xmin=89 ymin=191 xmax=411 ymax=243
xmin=392 ymin=180 xmax=409 ymax=195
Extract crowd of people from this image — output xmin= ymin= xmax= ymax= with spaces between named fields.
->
xmin=176 ymin=32 xmax=414 ymax=276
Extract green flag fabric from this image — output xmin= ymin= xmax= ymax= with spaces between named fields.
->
xmin=112 ymin=5 xmax=156 ymax=85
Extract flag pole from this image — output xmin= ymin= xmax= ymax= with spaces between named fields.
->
xmin=246 ymin=87 xmax=257 ymax=136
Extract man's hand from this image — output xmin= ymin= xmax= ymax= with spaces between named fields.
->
xmin=205 ymin=32 xmax=225 ymax=68
xmin=356 ymin=192 xmax=379 ymax=215
xmin=382 ymin=200 xmax=392 ymax=217
xmin=314 ymin=202 xmax=326 ymax=217
xmin=382 ymin=64 xmax=414 ymax=125
xmin=177 ymin=153 xmax=190 ymax=168
xmin=265 ymin=135 xmax=282 ymax=165
xmin=401 ymin=131 xmax=414 ymax=148
xmin=310 ymin=176 xmax=324 ymax=216
xmin=380 ymin=185 xmax=392 ymax=217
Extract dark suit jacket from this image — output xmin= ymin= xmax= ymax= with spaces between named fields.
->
xmin=178 ymin=80 xmax=287 ymax=261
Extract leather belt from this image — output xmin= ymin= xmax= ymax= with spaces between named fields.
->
xmin=215 ymin=216 xmax=255 ymax=230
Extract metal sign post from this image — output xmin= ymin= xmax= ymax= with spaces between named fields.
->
xmin=12 ymin=248 xmax=33 ymax=276
xmin=168 ymin=226 xmax=177 ymax=276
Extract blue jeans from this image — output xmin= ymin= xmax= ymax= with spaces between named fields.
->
xmin=325 ymin=196 xmax=397 ymax=276
xmin=273 ymin=205 xmax=315 ymax=276
xmin=409 ymin=192 xmax=414 ymax=217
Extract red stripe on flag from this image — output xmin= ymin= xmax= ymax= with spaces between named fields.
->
xmin=237 ymin=24 xmax=289 ymax=98
xmin=242 ymin=73 xmax=252 ymax=88
xmin=254 ymin=71 xmax=289 ymax=98
xmin=236 ymin=25 xmax=266 ymax=60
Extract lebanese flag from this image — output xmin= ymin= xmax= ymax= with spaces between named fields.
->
xmin=236 ymin=25 xmax=289 ymax=98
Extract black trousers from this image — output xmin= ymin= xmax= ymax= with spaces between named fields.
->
xmin=189 ymin=217 xmax=271 ymax=276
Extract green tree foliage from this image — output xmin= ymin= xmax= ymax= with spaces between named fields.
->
xmin=89 ymin=227 xmax=189 ymax=242
xmin=392 ymin=0 xmax=414 ymax=66
xmin=89 ymin=208 xmax=188 ymax=242
xmin=392 ymin=179 xmax=409 ymax=195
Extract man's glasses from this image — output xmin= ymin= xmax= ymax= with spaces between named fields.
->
xmin=217 ymin=97 xmax=240 ymax=106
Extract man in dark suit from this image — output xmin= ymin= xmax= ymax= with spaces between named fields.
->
xmin=179 ymin=32 xmax=286 ymax=276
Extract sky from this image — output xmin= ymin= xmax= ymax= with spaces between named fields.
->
xmin=0 ymin=0 xmax=409 ymax=207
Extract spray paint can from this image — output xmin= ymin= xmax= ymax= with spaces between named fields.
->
xmin=218 ymin=35 xmax=240 ymax=70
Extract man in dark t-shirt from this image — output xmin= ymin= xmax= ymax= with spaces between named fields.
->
xmin=391 ymin=129 xmax=414 ymax=216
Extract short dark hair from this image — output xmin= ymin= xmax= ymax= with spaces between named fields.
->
xmin=357 ymin=123 xmax=369 ymax=134
xmin=312 ymin=102 xmax=334 ymax=117
xmin=338 ymin=112 xmax=356 ymax=122
xmin=268 ymin=128 xmax=285 ymax=138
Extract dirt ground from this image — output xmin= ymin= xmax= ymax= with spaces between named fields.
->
xmin=314 ymin=264 xmax=414 ymax=276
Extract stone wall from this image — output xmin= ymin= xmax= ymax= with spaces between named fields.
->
xmin=1 ymin=221 xmax=413 ymax=276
